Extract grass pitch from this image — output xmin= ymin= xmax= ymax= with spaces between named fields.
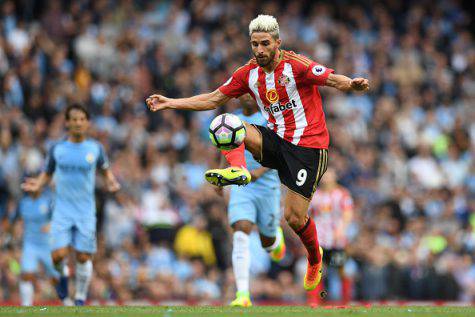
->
xmin=0 ymin=305 xmax=474 ymax=317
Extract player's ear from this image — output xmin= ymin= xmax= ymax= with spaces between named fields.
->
xmin=276 ymin=38 xmax=282 ymax=48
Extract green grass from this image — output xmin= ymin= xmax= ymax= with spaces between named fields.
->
xmin=0 ymin=306 xmax=474 ymax=317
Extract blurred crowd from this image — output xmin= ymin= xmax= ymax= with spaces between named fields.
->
xmin=0 ymin=0 xmax=474 ymax=304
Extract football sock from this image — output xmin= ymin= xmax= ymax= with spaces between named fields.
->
xmin=221 ymin=143 xmax=247 ymax=169
xmin=293 ymin=217 xmax=321 ymax=265
xmin=19 ymin=280 xmax=34 ymax=306
xmin=232 ymin=231 xmax=250 ymax=293
xmin=264 ymin=231 xmax=280 ymax=252
xmin=75 ymin=260 xmax=92 ymax=302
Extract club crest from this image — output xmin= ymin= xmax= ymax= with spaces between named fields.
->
xmin=266 ymin=89 xmax=279 ymax=103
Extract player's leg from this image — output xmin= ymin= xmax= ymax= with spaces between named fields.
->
xmin=276 ymin=144 xmax=327 ymax=291
xmin=205 ymin=122 xmax=262 ymax=186
xmin=74 ymin=251 xmax=93 ymax=306
xmin=50 ymin=215 xmax=73 ymax=303
xmin=19 ymin=244 xmax=38 ymax=306
xmin=19 ymin=273 xmax=35 ymax=306
xmin=228 ymin=192 xmax=257 ymax=307
xmin=73 ymin=219 xmax=96 ymax=306
xmin=230 ymin=220 xmax=253 ymax=307
xmin=256 ymin=189 xmax=286 ymax=262
xmin=284 ymin=190 xmax=323 ymax=291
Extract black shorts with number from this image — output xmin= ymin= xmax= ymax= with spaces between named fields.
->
xmin=253 ymin=125 xmax=328 ymax=199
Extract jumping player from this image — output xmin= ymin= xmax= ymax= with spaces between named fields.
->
xmin=146 ymin=15 xmax=369 ymax=291
xmin=21 ymin=104 xmax=120 ymax=305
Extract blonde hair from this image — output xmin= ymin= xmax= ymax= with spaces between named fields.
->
xmin=249 ymin=15 xmax=279 ymax=39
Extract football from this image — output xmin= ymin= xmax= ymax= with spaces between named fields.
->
xmin=209 ymin=113 xmax=246 ymax=150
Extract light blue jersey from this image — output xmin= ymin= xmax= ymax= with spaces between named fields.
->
xmin=45 ymin=138 xmax=109 ymax=253
xmin=18 ymin=191 xmax=53 ymax=246
xmin=17 ymin=191 xmax=58 ymax=277
xmin=228 ymin=111 xmax=281 ymax=237
xmin=232 ymin=110 xmax=280 ymax=192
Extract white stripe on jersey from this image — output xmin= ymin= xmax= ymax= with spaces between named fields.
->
xmin=248 ymin=68 xmax=274 ymax=130
xmin=283 ymin=63 xmax=307 ymax=145
xmin=265 ymin=72 xmax=285 ymax=138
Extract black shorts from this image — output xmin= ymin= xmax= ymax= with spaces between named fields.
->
xmin=253 ymin=125 xmax=328 ymax=199
xmin=322 ymin=248 xmax=347 ymax=268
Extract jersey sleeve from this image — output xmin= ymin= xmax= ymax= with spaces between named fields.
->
xmin=218 ymin=66 xmax=249 ymax=98
xmin=97 ymin=143 xmax=110 ymax=170
xmin=44 ymin=144 xmax=56 ymax=175
xmin=304 ymin=62 xmax=334 ymax=86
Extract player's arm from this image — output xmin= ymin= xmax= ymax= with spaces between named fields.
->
xmin=303 ymin=60 xmax=369 ymax=92
xmin=101 ymin=168 xmax=121 ymax=193
xmin=22 ymin=144 xmax=56 ymax=194
xmin=146 ymin=89 xmax=231 ymax=112
xmin=1 ymin=203 xmax=20 ymax=248
xmin=20 ymin=172 xmax=52 ymax=194
xmin=325 ymin=73 xmax=369 ymax=93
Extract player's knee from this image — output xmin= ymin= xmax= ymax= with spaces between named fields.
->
xmin=21 ymin=273 xmax=35 ymax=281
xmin=243 ymin=123 xmax=262 ymax=158
xmin=259 ymin=234 xmax=275 ymax=248
xmin=76 ymin=252 xmax=92 ymax=263
xmin=232 ymin=220 xmax=253 ymax=235
xmin=285 ymin=212 xmax=306 ymax=230
xmin=51 ymin=248 xmax=68 ymax=264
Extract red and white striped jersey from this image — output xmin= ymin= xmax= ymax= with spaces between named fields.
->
xmin=219 ymin=50 xmax=334 ymax=149
xmin=309 ymin=186 xmax=354 ymax=249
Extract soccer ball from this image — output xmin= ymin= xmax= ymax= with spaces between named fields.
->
xmin=208 ymin=113 xmax=246 ymax=150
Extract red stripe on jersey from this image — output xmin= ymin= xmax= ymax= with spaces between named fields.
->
xmin=299 ymin=86 xmax=328 ymax=148
xmin=256 ymin=68 xmax=277 ymax=132
xmin=273 ymin=64 xmax=296 ymax=142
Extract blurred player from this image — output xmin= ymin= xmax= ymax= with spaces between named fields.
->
xmin=146 ymin=15 xmax=369 ymax=291
xmin=308 ymin=167 xmax=354 ymax=302
xmin=7 ymin=178 xmax=60 ymax=306
xmin=21 ymin=104 xmax=120 ymax=306
xmin=220 ymin=94 xmax=285 ymax=307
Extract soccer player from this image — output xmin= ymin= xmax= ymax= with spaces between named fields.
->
xmin=220 ymin=94 xmax=285 ymax=307
xmin=21 ymin=104 xmax=120 ymax=305
xmin=146 ymin=15 xmax=369 ymax=291
xmin=8 ymin=179 xmax=60 ymax=306
xmin=308 ymin=167 xmax=354 ymax=302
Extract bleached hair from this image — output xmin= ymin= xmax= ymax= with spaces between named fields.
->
xmin=249 ymin=15 xmax=279 ymax=39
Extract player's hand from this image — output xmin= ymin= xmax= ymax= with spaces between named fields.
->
xmin=21 ymin=177 xmax=41 ymax=194
xmin=106 ymin=179 xmax=121 ymax=193
xmin=146 ymin=94 xmax=172 ymax=112
xmin=350 ymin=78 xmax=370 ymax=92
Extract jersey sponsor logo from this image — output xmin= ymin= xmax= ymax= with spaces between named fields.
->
xmin=278 ymin=74 xmax=290 ymax=86
xmin=312 ymin=65 xmax=326 ymax=76
xmin=264 ymin=99 xmax=298 ymax=114
xmin=265 ymin=89 xmax=279 ymax=103
xmin=86 ymin=153 xmax=95 ymax=164
xmin=57 ymin=163 xmax=92 ymax=173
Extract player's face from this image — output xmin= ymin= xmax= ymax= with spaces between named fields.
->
xmin=250 ymin=32 xmax=281 ymax=67
xmin=66 ymin=109 xmax=89 ymax=137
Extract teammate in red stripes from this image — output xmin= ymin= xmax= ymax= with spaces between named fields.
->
xmin=146 ymin=14 xmax=369 ymax=292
